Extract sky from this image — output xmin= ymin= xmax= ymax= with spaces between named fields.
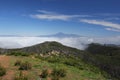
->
xmin=0 ymin=0 xmax=120 ymax=37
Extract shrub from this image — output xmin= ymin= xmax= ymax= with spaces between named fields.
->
xmin=14 ymin=71 xmax=28 ymax=80
xmin=64 ymin=59 xmax=83 ymax=70
xmin=0 ymin=65 xmax=6 ymax=76
xmin=51 ymin=76 xmax=59 ymax=80
xmin=14 ymin=60 xmax=22 ymax=66
xmin=51 ymin=68 xmax=67 ymax=80
xmin=47 ymin=57 xmax=60 ymax=63
xmin=40 ymin=69 xmax=49 ymax=78
xmin=64 ymin=59 xmax=78 ymax=66
xmin=57 ymin=68 xmax=66 ymax=77
xmin=19 ymin=61 xmax=32 ymax=70
xmin=8 ymin=51 xmax=29 ymax=56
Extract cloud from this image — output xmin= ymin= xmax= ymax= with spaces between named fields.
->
xmin=105 ymin=28 xmax=120 ymax=32
xmin=0 ymin=37 xmax=88 ymax=49
xmin=30 ymin=14 xmax=77 ymax=21
xmin=30 ymin=10 xmax=91 ymax=21
xmin=0 ymin=36 xmax=120 ymax=50
xmin=80 ymin=19 xmax=120 ymax=32
xmin=37 ymin=10 xmax=56 ymax=14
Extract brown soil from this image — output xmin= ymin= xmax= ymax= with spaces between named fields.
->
xmin=0 ymin=55 xmax=14 ymax=80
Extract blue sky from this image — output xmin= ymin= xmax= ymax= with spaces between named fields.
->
xmin=0 ymin=0 xmax=120 ymax=37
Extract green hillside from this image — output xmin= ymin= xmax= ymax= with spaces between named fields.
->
xmin=0 ymin=41 xmax=119 ymax=80
xmin=85 ymin=43 xmax=120 ymax=79
xmin=0 ymin=54 xmax=108 ymax=80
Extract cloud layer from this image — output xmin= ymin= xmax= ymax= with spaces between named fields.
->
xmin=0 ymin=36 xmax=120 ymax=50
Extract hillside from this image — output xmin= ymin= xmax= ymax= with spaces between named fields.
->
xmin=0 ymin=41 xmax=84 ymax=57
xmin=85 ymin=43 xmax=120 ymax=79
xmin=0 ymin=41 xmax=120 ymax=80
xmin=0 ymin=54 xmax=108 ymax=80
xmin=21 ymin=41 xmax=83 ymax=56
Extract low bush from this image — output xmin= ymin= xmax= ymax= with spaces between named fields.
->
xmin=47 ymin=57 xmax=60 ymax=63
xmin=40 ymin=69 xmax=49 ymax=78
xmin=51 ymin=68 xmax=66 ymax=80
xmin=63 ymin=59 xmax=83 ymax=70
xmin=51 ymin=76 xmax=59 ymax=80
xmin=14 ymin=71 xmax=28 ymax=80
xmin=19 ymin=61 xmax=32 ymax=70
xmin=0 ymin=65 xmax=6 ymax=76
xmin=14 ymin=60 xmax=22 ymax=66
xmin=8 ymin=51 xmax=29 ymax=56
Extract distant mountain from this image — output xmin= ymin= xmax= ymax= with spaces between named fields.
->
xmin=38 ymin=32 xmax=82 ymax=38
xmin=0 ymin=33 xmax=82 ymax=38
xmin=0 ymin=35 xmax=22 ymax=37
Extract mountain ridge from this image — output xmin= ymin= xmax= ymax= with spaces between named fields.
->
xmin=37 ymin=32 xmax=82 ymax=38
xmin=0 ymin=32 xmax=82 ymax=38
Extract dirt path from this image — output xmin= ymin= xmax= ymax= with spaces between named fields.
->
xmin=0 ymin=55 xmax=14 ymax=80
xmin=0 ymin=55 xmax=10 ymax=68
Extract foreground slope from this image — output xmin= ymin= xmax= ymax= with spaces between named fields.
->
xmin=0 ymin=55 xmax=108 ymax=80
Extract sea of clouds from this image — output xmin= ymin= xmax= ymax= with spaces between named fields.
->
xmin=0 ymin=36 xmax=120 ymax=50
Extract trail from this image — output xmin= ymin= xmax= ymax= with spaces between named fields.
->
xmin=0 ymin=55 xmax=14 ymax=80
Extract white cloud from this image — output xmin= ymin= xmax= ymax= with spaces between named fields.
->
xmin=37 ymin=10 xmax=56 ymax=14
xmin=30 ymin=14 xmax=77 ymax=21
xmin=80 ymin=19 xmax=120 ymax=32
xmin=0 ymin=36 xmax=120 ymax=50
xmin=0 ymin=37 xmax=88 ymax=49
xmin=30 ymin=10 xmax=91 ymax=21
xmin=105 ymin=28 xmax=120 ymax=32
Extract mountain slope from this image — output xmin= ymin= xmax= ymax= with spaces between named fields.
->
xmin=0 ymin=42 xmax=109 ymax=80
xmin=19 ymin=41 xmax=84 ymax=56
xmin=0 ymin=41 xmax=120 ymax=80
xmin=85 ymin=43 xmax=120 ymax=79
xmin=0 ymin=55 xmax=108 ymax=80
xmin=0 ymin=41 xmax=84 ymax=59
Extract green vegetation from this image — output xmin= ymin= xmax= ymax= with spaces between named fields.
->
xmin=14 ymin=60 xmax=22 ymax=66
xmin=0 ymin=54 xmax=108 ymax=80
xmin=7 ymin=51 xmax=29 ymax=56
xmin=39 ymin=67 xmax=67 ymax=80
xmin=14 ymin=60 xmax=32 ymax=71
xmin=85 ymin=43 xmax=120 ymax=80
xmin=19 ymin=61 xmax=32 ymax=70
xmin=40 ymin=69 xmax=49 ymax=78
xmin=0 ymin=65 xmax=6 ymax=76
xmin=51 ymin=68 xmax=66 ymax=80
xmin=0 ymin=41 xmax=119 ymax=80
xmin=14 ymin=71 xmax=28 ymax=80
